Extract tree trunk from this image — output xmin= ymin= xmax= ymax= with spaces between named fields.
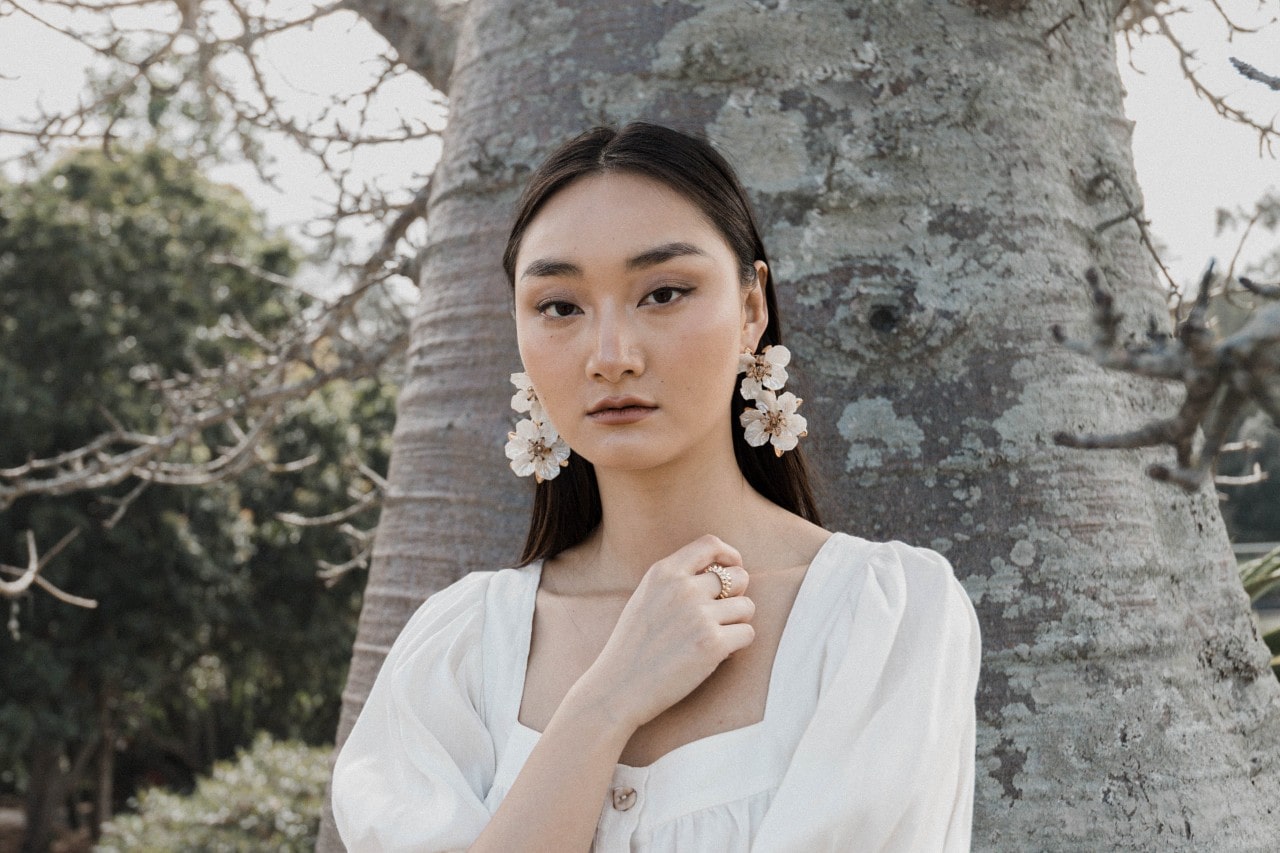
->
xmin=95 ymin=696 xmax=114 ymax=833
xmin=325 ymin=1 xmax=1280 ymax=849
xmin=21 ymin=742 xmax=64 ymax=853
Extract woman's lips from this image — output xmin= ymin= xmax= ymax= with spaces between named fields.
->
xmin=587 ymin=405 xmax=657 ymax=425
xmin=587 ymin=395 xmax=657 ymax=424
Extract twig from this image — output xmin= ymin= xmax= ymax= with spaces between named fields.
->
xmin=1215 ymin=463 xmax=1267 ymax=486
xmin=101 ymin=480 xmax=149 ymax=530
xmin=276 ymin=489 xmax=378 ymax=527
xmin=1231 ymin=57 xmax=1280 ymax=91
xmin=0 ymin=529 xmax=97 ymax=607
xmin=1087 ymin=169 xmax=1180 ymax=294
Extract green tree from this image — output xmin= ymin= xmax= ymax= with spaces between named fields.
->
xmin=0 ymin=146 xmax=390 ymax=850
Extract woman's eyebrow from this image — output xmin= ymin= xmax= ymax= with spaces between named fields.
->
xmin=520 ymin=242 xmax=709 ymax=281
xmin=521 ymin=259 xmax=581 ymax=280
xmin=625 ymin=241 xmax=708 ymax=271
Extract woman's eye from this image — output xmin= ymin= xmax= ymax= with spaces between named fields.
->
xmin=538 ymin=300 xmax=580 ymax=318
xmin=641 ymin=286 xmax=690 ymax=306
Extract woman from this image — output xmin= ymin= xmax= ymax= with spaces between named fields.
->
xmin=332 ymin=122 xmax=981 ymax=852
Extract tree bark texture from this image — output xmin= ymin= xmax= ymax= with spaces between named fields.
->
xmin=326 ymin=1 xmax=1280 ymax=849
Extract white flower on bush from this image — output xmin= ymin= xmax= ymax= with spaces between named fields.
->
xmin=505 ymin=417 xmax=570 ymax=482
xmin=740 ymin=390 xmax=808 ymax=457
xmin=738 ymin=344 xmax=790 ymax=401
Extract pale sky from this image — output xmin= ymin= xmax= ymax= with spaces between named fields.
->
xmin=1 ymin=2 xmax=1276 ymax=293
xmin=1119 ymin=4 xmax=1280 ymax=288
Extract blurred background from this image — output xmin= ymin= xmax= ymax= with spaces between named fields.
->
xmin=1 ymin=1 xmax=1278 ymax=850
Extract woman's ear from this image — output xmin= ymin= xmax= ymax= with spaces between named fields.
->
xmin=741 ymin=261 xmax=770 ymax=351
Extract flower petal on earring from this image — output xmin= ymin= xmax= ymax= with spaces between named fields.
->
xmin=738 ymin=345 xmax=790 ymax=400
xmin=510 ymin=372 xmax=536 ymax=413
xmin=505 ymin=417 xmax=569 ymax=481
xmin=510 ymin=371 xmax=549 ymax=425
xmin=761 ymin=345 xmax=791 ymax=391
xmin=739 ymin=389 xmax=807 ymax=455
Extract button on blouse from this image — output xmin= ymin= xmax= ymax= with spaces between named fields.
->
xmin=611 ymin=787 xmax=636 ymax=811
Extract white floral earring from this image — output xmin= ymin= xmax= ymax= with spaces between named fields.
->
xmin=737 ymin=345 xmax=808 ymax=457
xmin=505 ymin=372 xmax=571 ymax=482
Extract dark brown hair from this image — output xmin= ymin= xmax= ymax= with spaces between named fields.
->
xmin=504 ymin=122 xmax=821 ymax=564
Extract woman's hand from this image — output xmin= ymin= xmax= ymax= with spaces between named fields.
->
xmin=469 ymin=536 xmax=750 ymax=853
xmin=572 ymin=534 xmax=755 ymax=732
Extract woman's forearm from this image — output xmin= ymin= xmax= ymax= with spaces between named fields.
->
xmin=468 ymin=679 xmax=635 ymax=853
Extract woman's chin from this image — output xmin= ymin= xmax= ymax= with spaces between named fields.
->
xmin=573 ymin=444 xmax=678 ymax=474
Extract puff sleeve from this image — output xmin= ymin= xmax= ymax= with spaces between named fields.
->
xmin=332 ymin=571 xmax=496 ymax=852
xmin=751 ymin=542 xmax=981 ymax=853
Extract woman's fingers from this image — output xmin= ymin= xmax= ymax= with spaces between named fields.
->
xmin=698 ymin=563 xmax=750 ymax=599
xmin=660 ymin=534 xmax=743 ymax=577
xmin=718 ymin=621 xmax=756 ymax=655
xmin=708 ymin=593 xmax=755 ymax=625
xmin=649 ymin=534 xmax=750 ymax=600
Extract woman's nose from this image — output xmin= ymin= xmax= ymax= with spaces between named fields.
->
xmin=585 ymin=314 xmax=644 ymax=382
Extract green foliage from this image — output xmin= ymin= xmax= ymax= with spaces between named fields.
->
xmin=1238 ymin=546 xmax=1280 ymax=678
xmin=1240 ymin=545 xmax=1280 ymax=604
xmin=0 ymin=145 xmax=393 ymax=816
xmin=0 ymin=144 xmax=297 ymax=449
xmin=97 ymin=734 xmax=330 ymax=852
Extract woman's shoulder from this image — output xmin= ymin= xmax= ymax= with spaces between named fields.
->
xmin=825 ymin=531 xmax=959 ymax=577
xmin=825 ymin=532 xmax=972 ymax=618
xmin=386 ymin=564 xmax=536 ymax=666
xmin=820 ymin=533 xmax=980 ymax=675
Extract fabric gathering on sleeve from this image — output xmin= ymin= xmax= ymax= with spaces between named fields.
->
xmin=750 ymin=539 xmax=982 ymax=853
xmin=332 ymin=570 xmax=498 ymax=853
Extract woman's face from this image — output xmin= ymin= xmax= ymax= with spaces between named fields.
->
xmin=512 ymin=172 xmax=768 ymax=474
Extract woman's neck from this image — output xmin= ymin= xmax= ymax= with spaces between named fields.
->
xmin=570 ymin=448 xmax=775 ymax=593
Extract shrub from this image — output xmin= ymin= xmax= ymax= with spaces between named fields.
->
xmin=97 ymin=734 xmax=330 ymax=852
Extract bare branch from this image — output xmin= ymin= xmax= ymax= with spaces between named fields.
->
xmin=1085 ymin=169 xmax=1180 ymax=294
xmin=1240 ymin=277 xmax=1280 ymax=299
xmin=208 ymin=254 xmax=299 ymax=291
xmin=0 ymin=529 xmax=97 ymax=608
xmin=0 ymin=321 xmax=404 ymax=505
xmin=1231 ymin=57 xmax=1280 ymax=91
xmin=355 ymin=458 xmax=389 ymax=492
xmin=315 ymin=545 xmax=372 ymax=585
xmin=315 ymin=521 xmax=375 ymax=586
xmin=259 ymin=450 xmax=321 ymax=474
xmin=1054 ymin=262 xmax=1280 ymax=491
xmin=1 ymin=0 xmax=433 ymax=594
xmin=101 ymin=480 xmax=150 ymax=530
xmin=0 ymin=566 xmax=101 ymax=609
xmin=1224 ymin=208 xmax=1263 ymax=285
xmin=1146 ymin=11 xmax=1279 ymax=153
xmin=340 ymin=0 xmax=464 ymax=93
xmin=1215 ymin=463 xmax=1267 ymax=487
xmin=274 ymin=451 xmax=387 ymax=583
xmin=276 ymin=489 xmax=378 ymax=527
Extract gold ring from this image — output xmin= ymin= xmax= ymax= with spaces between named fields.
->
xmin=704 ymin=563 xmax=733 ymax=599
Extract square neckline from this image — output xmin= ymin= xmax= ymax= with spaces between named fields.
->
xmin=511 ymin=532 xmax=844 ymax=771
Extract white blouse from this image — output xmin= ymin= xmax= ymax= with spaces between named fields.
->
xmin=332 ymin=532 xmax=981 ymax=852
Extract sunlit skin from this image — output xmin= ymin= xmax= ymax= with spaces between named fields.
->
xmin=513 ymin=172 xmax=768 ymax=483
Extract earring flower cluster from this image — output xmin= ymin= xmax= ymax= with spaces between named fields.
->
xmin=505 ymin=372 xmax=570 ymax=482
xmin=738 ymin=345 xmax=808 ymax=457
